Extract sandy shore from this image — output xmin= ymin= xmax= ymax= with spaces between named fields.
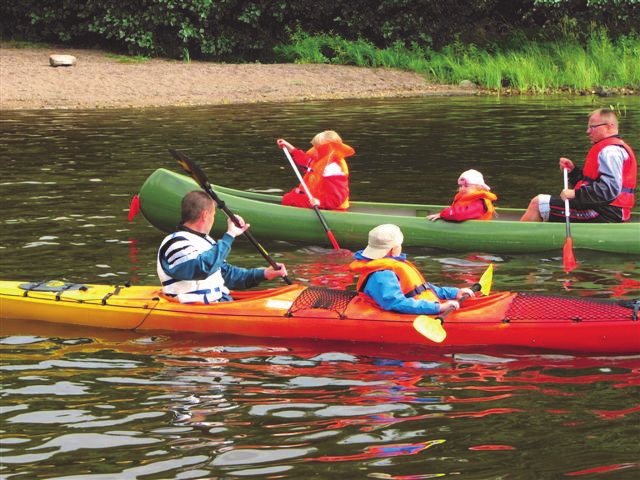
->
xmin=1 ymin=46 xmax=478 ymax=110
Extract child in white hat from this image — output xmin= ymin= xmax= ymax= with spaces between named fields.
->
xmin=350 ymin=224 xmax=475 ymax=315
xmin=427 ymin=169 xmax=497 ymax=222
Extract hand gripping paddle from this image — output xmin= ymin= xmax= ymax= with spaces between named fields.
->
xmin=168 ymin=147 xmax=292 ymax=285
xmin=413 ymin=263 xmax=493 ymax=343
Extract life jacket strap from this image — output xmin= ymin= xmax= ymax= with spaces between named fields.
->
xmin=405 ymin=282 xmax=429 ymax=298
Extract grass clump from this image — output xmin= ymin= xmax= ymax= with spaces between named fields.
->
xmin=104 ymin=53 xmax=150 ymax=64
xmin=274 ymin=28 xmax=640 ymax=94
xmin=2 ymin=39 xmax=49 ymax=49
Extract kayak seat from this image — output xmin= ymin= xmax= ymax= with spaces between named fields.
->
xmin=287 ymin=287 xmax=358 ymax=319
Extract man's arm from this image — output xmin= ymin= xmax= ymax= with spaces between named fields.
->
xmin=574 ymin=146 xmax=626 ymax=207
xmin=221 ymin=263 xmax=267 ymax=290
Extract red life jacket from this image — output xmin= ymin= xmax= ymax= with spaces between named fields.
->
xmin=303 ymin=141 xmax=354 ymax=210
xmin=576 ymin=136 xmax=637 ymax=221
xmin=350 ymin=258 xmax=439 ymax=302
xmin=450 ymin=190 xmax=497 ymax=220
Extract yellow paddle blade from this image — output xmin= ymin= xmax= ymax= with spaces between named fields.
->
xmin=413 ymin=316 xmax=447 ymax=343
xmin=478 ymin=263 xmax=493 ymax=296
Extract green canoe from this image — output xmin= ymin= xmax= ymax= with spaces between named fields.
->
xmin=137 ymin=168 xmax=640 ymax=254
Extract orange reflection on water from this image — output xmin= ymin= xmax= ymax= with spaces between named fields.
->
xmin=592 ymin=404 xmax=640 ymax=420
xmin=293 ymin=253 xmax=355 ymax=290
xmin=310 ymin=439 xmax=445 ymax=462
xmin=469 ymin=445 xmax=516 ymax=451
xmin=566 ymin=462 xmax=639 ymax=476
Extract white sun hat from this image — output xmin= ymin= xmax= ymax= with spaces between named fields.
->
xmin=362 ymin=224 xmax=404 ymax=259
xmin=458 ymin=169 xmax=490 ymax=190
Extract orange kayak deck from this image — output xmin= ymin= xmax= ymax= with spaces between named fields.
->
xmin=1 ymin=281 xmax=638 ymax=354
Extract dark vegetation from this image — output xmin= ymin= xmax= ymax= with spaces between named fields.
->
xmin=2 ymin=0 xmax=638 ymax=92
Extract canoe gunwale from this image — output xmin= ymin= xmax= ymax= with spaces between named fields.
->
xmin=138 ymin=168 xmax=640 ymax=254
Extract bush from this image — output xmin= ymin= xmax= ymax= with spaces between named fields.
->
xmin=1 ymin=0 xmax=637 ymax=61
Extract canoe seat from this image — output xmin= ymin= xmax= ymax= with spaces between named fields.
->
xmin=287 ymin=287 xmax=357 ymax=319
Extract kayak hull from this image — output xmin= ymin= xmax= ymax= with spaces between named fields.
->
xmin=136 ymin=168 xmax=640 ymax=254
xmin=2 ymin=280 xmax=638 ymax=354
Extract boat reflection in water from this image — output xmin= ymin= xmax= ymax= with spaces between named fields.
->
xmin=1 ymin=321 xmax=639 ymax=478
xmin=2 ymin=96 xmax=640 ymax=479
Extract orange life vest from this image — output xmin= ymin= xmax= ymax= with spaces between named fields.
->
xmin=576 ymin=136 xmax=637 ymax=221
xmin=450 ymin=190 xmax=497 ymax=220
xmin=350 ymin=258 xmax=439 ymax=302
xmin=303 ymin=141 xmax=354 ymax=210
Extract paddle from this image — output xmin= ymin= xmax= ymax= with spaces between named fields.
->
xmin=412 ymin=263 xmax=493 ymax=343
xmin=168 ymin=147 xmax=293 ymax=285
xmin=281 ymin=147 xmax=341 ymax=250
xmin=562 ymin=168 xmax=577 ymax=273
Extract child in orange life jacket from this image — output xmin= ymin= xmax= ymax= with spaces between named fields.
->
xmin=277 ymin=130 xmax=355 ymax=210
xmin=350 ymin=224 xmax=476 ymax=315
xmin=427 ymin=169 xmax=497 ymax=222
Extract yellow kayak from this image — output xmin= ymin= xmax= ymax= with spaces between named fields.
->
xmin=2 ymin=280 xmax=639 ymax=354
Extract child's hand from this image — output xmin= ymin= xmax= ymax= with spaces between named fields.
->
xmin=426 ymin=213 xmax=441 ymax=221
xmin=277 ymin=138 xmax=294 ymax=152
xmin=439 ymin=300 xmax=460 ymax=312
xmin=457 ymin=287 xmax=476 ymax=299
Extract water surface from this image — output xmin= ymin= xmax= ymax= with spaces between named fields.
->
xmin=1 ymin=96 xmax=639 ymax=478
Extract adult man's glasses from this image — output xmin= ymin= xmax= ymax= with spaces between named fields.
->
xmin=588 ymin=123 xmax=608 ymax=130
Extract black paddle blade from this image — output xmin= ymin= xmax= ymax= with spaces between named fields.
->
xmin=168 ymin=148 xmax=210 ymax=190
xmin=166 ymin=147 xmax=291 ymax=284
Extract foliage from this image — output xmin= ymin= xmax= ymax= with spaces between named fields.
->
xmin=276 ymin=29 xmax=640 ymax=93
xmin=2 ymin=1 xmax=638 ymax=61
xmin=1 ymin=0 xmax=289 ymax=60
xmin=529 ymin=0 xmax=640 ymax=40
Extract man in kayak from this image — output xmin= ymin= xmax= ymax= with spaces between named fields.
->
xmin=157 ymin=190 xmax=288 ymax=304
xmin=520 ymin=107 xmax=636 ymax=223
xmin=277 ymin=130 xmax=355 ymax=210
xmin=350 ymin=224 xmax=475 ymax=315
xmin=426 ymin=169 xmax=497 ymax=222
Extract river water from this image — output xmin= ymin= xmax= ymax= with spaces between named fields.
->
xmin=1 ymin=96 xmax=639 ymax=478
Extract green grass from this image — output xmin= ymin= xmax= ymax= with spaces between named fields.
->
xmin=104 ymin=53 xmax=151 ymax=64
xmin=1 ymin=39 xmax=49 ymax=49
xmin=274 ymin=28 xmax=640 ymax=94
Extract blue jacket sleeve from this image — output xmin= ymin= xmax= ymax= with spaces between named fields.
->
xmin=428 ymin=283 xmax=460 ymax=301
xmin=363 ymin=270 xmax=458 ymax=315
xmin=221 ymin=263 xmax=266 ymax=290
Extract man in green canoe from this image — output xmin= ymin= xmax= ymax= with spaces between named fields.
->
xmin=157 ymin=190 xmax=288 ymax=304
xmin=520 ymin=108 xmax=636 ymax=223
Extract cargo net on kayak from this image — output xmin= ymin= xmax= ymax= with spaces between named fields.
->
xmin=504 ymin=293 xmax=639 ymax=322
xmin=287 ymin=287 xmax=358 ymax=319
